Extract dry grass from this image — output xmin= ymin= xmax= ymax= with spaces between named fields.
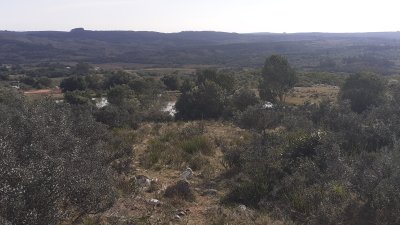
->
xmin=88 ymin=121 xmax=270 ymax=225
xmin=286 ymin=85 xmax=339 ymax=105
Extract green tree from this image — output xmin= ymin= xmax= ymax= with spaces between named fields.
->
xmin=60 ymin=76 xmax=87 ymax=92
xmin=161 ymin=75 xmax=181 ymax=91
xmin=64 ymin=91 xmax=91 ymax=105
xmin=197 ymin=69 xmax=236 ymax=94
xmin=85 ymin=74 xmax=104 ymax=90
xmin=231 ymin=89 xmax=260 ymax=111
xmin=259 ymin=55 xmax=297 ymax=103
xmin=176 ymin=80 xmax=225 ymax=120
xmin=339 ymin=72 xmax=385 ymax=113
xmin=104 ymin=71 xmax=132 ymax=88
xmin=74 ymin=62 xmax=91 ymax=76
xmin=107 ymin=85 xmax=131 ymax=106
xmin=35 ymin=77 xmax=52 ymax=88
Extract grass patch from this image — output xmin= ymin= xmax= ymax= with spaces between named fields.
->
xmin=141 ymin=124 xmax=214 ymax=170
xmin=180 ymin=136 xmax=213 ymax=155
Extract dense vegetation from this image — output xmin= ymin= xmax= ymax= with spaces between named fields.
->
xmin=2 ymin=31 xmax=400 ymax=224
xmin=0 ymin=89 xmax=134 ymax=225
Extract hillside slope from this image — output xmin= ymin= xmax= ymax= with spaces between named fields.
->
xmin=2 ymin=29 xmax=400 ymax=72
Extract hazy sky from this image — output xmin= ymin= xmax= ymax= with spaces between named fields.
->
xmin=1 ymin=0 xmax=400 ymax=33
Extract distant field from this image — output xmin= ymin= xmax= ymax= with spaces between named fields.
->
xmin=286 ymin=85 xmax=339 ymax=105
xmin=127 ymin=67 xmax=197 ymax=76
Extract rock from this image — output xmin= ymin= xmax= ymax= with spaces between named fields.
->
xmin=136 ymin=175 xmax=151 ymax=189
xmin=180 ymin=167 xmax=193 ymax=181
xmin=238 ymin=204 xmax=247 ymax=211
xmin=201 ymin=189 xmax=218 ymax=196
xmin=174 ymin=215 xmax=181 ymax=220
xmin=177 ymin=210 xmax=186 ymax=217
xmin=148 ymin=199 xmax=162 ymax=207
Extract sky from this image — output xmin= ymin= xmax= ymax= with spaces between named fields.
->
xmin=1 ymin=0 xmax=400 ymax=33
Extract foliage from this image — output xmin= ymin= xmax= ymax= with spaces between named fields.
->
xmin=60 ymin=76 xmax=87 ymax=92
xmin=85 ymin=74 xmax=104 ymax=90
xmin=0 ymin=89 xmax=116 ymax=225
xmin=224 ymin=89 xmax=400 ymax=224
xmin=259 ymin=55 xmax=297 ymax=103
xmin=74 ymin=62 xmax=91 ymax=76
xmin=64 ymin=91 xmax=92 ymax=105
xmin=176 ymin=70 xmax=236 ymax=120
xmin=18 ymin=76 xmax=52 ymax=89
xmin=197 ymin=69 xmax=236 ymax=94
xmin=231 ymin=89 xmax=260 ymax=112
xmin=235 ymin=105 xmax=283 ymax=143
xmin=161 ymin=75 xmax=181 ymax=91
xmin=339 ymin=72 xmax=385 ymax=113
xmin=104 ymin=71 xmax=133 ymax=88
xmin=107 ymin=85 xmax=132 ymax=106
xmin=94 ymin=103 xmax=140 ymax=129
xmin=176 ymin=80 xmax=226 ymax=120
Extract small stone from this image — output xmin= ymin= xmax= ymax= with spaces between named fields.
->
xmin=174 ymin=215 xmax=181 ymax=220
xmin=238 ymin=204 xmax=247 ymax=211
xmin=177 ymin=211 xmax=186 ymax=216
xmin=136 ymin=175 xmax=151 ymax=188
xmin=148 ymin=199 xmax=161 ymax=206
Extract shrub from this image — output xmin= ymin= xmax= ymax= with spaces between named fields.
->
xmin=0 ymin=90 xmax=116 ymax=225
xmin=339 ymin=72 xmax=385 ymax=113
xmin=164 ymin=180 xmax=195 ymax=202
xmin=180 ymin=136 xmax=213 ymax=155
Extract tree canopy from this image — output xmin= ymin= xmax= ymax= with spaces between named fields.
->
xmin=259 ymin=55 xmax=297 ymax=103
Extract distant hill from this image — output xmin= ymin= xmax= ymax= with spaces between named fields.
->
xmin=2 ymin=29 xmax=400 ymax=73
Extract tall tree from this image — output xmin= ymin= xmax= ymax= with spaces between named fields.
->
xmin=259 ymin=55 xmax=297 ymax=103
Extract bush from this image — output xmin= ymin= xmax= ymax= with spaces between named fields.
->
xmin=60 ymin=76 xmax=87 ymax=92
xmin=64 ymin=91 xmax=92 ymax=105
xmin=164 ymin=180 xmax=195 ymax=202
xmin=0 ymin=89 xmax=116 ymax=225
xmin=231 ymin=88 xmax=260 ymax=112
xmin=339 ymin=72 xmax=385 ymax=113
xmin=175 ymin=70 xmax=236 ymax=120
xmin=176 ymin=80 xmax=226 ymax=120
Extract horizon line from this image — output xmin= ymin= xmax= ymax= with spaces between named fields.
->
xmin=1 ymin=28 xmax=400 ymax=35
